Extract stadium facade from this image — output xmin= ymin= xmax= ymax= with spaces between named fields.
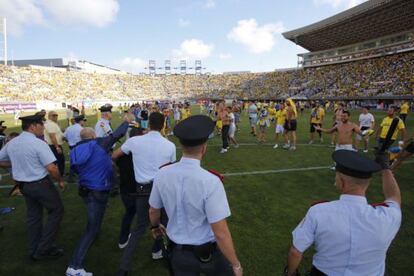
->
xmin=283 ymin=0 xmax=414 ymax=67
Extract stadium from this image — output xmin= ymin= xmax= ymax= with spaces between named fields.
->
xmin=0 ymin=0 xmax=413 ymax=275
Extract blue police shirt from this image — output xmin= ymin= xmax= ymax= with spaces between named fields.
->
xmin=0 ymin=131 xmax=56 ymax=182
xmin=64 ymin=123 xmax=83 ymax=147
xmin=292 ymin=194 xmax=401 ymax=276
xmin=149 ymin=157 xmax=231 ymax=245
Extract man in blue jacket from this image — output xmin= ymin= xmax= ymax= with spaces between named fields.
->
xmin=66 ymin=114 xmax=133 ymax=276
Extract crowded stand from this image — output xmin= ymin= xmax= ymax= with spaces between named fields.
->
xmin=0 ymin=50 xmax=413 ymax=103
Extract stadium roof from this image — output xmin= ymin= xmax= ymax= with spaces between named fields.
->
xmin=282 ymin=0 xmax=414 ymax=52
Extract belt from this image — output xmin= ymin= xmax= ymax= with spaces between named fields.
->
xmin=16 ymin=175 xmax=49 ymax=185
xmin=136 ymin=180 xmax=153 ymax=185
xmin=170 ymin=241 xmax=217 ymax=251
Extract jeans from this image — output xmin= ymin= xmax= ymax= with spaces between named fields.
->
xmin=119 ymin=193 xmax=137 ymax=244
xmin=221 ymin=125 xmax=230 ymax=149
xmin=69 ymin=190 xmax=109 ymax=269
xmin=20 ymin=177 xmax=64 ymax=255
xmin=119 ymin=194 xmax=168 ymax=271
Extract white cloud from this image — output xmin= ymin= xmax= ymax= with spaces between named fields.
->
xmin=0 ymin=0 xmax=119 ymax=35
xmin=313 ymin=0 xmax=367 ymax=9
xmin=0 ymin=0 xmax=45 ymax=35
xmin=178 ymin=18 xmax=190 ymax=27
xmin=173 ymin=39 xmax=214 ymax=60
xmin=114 ymin=57 xmax=147 ymax=73
xmin=219 ymin=53 xmax=232 ymax=60
xmin=204 ymin=0 xmax=216 ymax=9
xmin=227 ymin=18 xmax=285 ymax=54
xmin=42 ymin=0 xmax=119 ymax=28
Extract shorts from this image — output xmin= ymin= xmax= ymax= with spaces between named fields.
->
xmin=284 ymin=120 xmax=297 ymax=131
xmin=229 ymin=125 xmax=236 ymax=138
xmin=405 ymin=142 xmax=414 ymax=154
xmin=356 ymin=126 xmax=370 ymax=140
xmin=335 ymin=144 xmax=356 ymax=151
xmin=141 ymin=120 xmax=148 ymax=129
xmin=249 ymin=116 xmax=257 ymax=126
xmin=310 ymin=123 xmax=321 ymax=133
xmin=275 ymin=124 xmax=284 ymax=134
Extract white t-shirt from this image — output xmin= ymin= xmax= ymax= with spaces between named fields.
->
xmin=121 ymin=131 xmax=176 ymax=183
xmin=359 ymin=113 xmax=375 ymax=128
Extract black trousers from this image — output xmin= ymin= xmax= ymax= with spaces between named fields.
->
xmin=400 ymin=114 xmax=407 ymax=124
xmin=170 ymin=246 xmax=233 ymax=276
xmin=49 ymin=145 xmax=65 ymax=177
xmin=19 ymin=177 xmax=64 ymax=255
xmin=221 ymin=125 xmax=230 ymax=149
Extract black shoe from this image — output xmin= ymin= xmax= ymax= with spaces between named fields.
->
xmin=110 ymin=190 xmax=119 ymax=197
xmin=31 ymin=247 xmax=64 ymax=261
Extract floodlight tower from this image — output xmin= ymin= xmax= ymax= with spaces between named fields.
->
xmin=195 ymin=60 xmax=202 ymax=75
xmin=1 ymin=18 xmax=7 ymax=65
xmin=180 ymin=60 xmax=186 ymax=75
xmin=149 ymin=60 xmax=156 ymax=75
xmin=165 ymin=60 xmax=171 ymax=75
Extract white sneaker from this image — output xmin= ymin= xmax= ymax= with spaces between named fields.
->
xmin=220 ymin=148 xmax=228 ymax=154
xmin=308 ymin=140 xmax=313 ymax=144
xmin=289 ymin=146 xmax=296 ymax=151
xmin=282 ymin=144 xmax=290 ymax=149
xmin=273 ymin=144 xmax=278 ymax=149
xmin=234 ymin=144 xmax=240 ymax=148
xmin=66 ymin=267 xmax=93 ymax=276
xmin=320 ymin=137 xmax=324 ymax=143
xmin=118 ymin=233 xmax=131 ymax=249
xmin=363 ymin=149 xmax=368 ymax=153
xmin=152 ymin=249 xmax=163 ymax=260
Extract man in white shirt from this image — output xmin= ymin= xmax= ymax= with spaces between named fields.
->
xmin=64 ymin=115 xmax=87 ymax=182
xmin=356 ymin=106 xmax=375 ymax=153
xmin=112 ymin=112 xmax=176 ymax=276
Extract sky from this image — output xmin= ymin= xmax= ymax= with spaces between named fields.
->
xmin=0 ymin=0 xmax=367 ymax=74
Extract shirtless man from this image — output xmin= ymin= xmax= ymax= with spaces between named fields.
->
xmin=283 ymin=100 xmax=297 ymax=151
xmin=315 ymin=110 xmax=362 ymax=152
xmin=331 ymin=103 xmax=345 ymax=146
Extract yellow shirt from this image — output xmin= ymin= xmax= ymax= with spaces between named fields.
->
xmin=311 ymin=107 xmax=325 ymax=124
xmin=400 ymin=103 xmax=409 ymax=115
xmin=44 ymin=120 xmax=64 ymax=145
xmin=276 ymin=110 xmax=287 ymax=125
xmin=181 ymin=108 xmax=191 ymax=120
xmin=380 ymin=116 xmax=405 ymax=140
xmin=268 ymin=108 xmax=276 ymax=119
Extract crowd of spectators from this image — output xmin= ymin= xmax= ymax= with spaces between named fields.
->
xmin=0 ymin=51 xmax=413 ymax=102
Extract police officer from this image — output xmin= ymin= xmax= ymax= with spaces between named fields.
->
xmin=285 ymin=150 xmax=401 ymax=276
xmin=95 ymin=104 xmax=119 ymax=195
xmin=113 ymin=112 xmax=176 ymax=275
xmin=149 ymin=115 xmax=243 ymax=276
xmin=95 ymin=104 xmax=113 ymax=138
xmin=64 ymin=115 xmax=87 ymax=182
xmin=0 ymin=115 xmax=65 ymax=261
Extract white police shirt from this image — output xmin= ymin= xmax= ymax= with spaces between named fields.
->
xmin=95 ymin=118 xmax=112 ymax=138
xmin=0 ymin=131 xmax=56 ymax=182
xmin=149 ymin=157 xmax=231 ymax=245
xmin=121 ymin=131 xmax=176 ymax=183
xmin=292 ymin=194 xmax=401 ymax=276
xmin=64 ymin=123 xmax=83 ymax=147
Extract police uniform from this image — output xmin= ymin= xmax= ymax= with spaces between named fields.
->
xmin=95 ymin=105 xmax=113 ymax=138
xmin=291 ymin=150 xmax=401 ymax=276
xmin=149 ymin=115 xmax=234 ymax=276
xmin=0 ymin=115 xmax=64 ymax=259
xmin=64 ymin=115 xmax=86 ymax=148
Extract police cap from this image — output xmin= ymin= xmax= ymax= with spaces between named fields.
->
xmin=74 ymin=115 xmax=87 ymax=122
xmin=174 ymin=115 xmax=215 ymax=146
xmin=19 ymin=114 xmax=44 ymax=124
xmin=332 ymin=150 xmax=382 ymax=179
xmin=99 ymin=104 xmax=113 ymax=112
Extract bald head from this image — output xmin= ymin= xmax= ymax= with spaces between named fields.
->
xmin=80 ymin=127 xmax=96 ymax=140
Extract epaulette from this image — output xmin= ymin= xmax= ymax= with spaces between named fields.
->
xmin=208 ymin=169 xmax=224 ymax=184
xmin=159 ymin=161 xmax=177 ymax=169
xmin=371 ymin=202 xmax=389 ymax=208
xmin=310 ymin=200 xmax=329 ymax=206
